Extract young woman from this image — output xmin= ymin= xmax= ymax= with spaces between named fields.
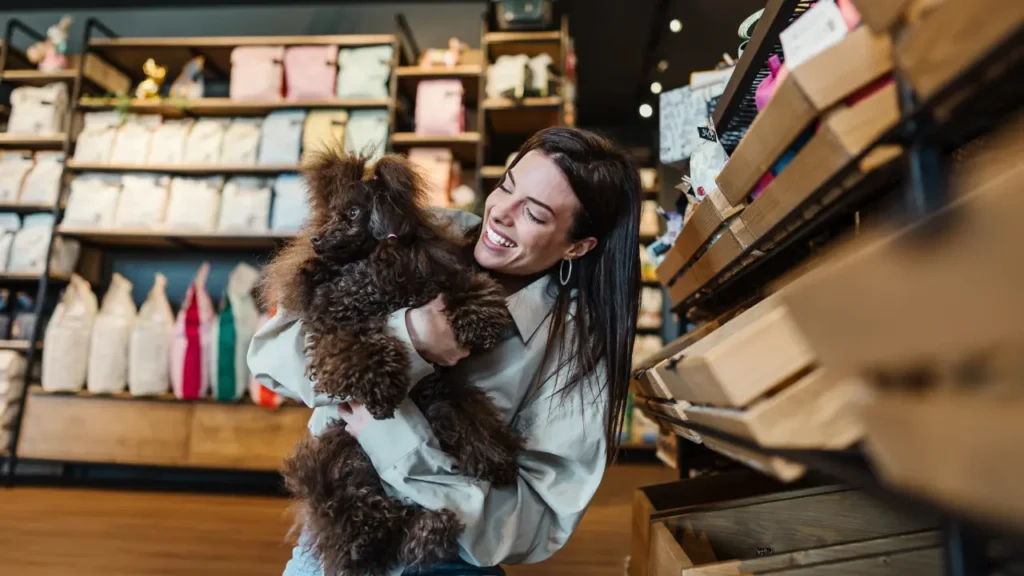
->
xmin=248 ymin=126 xmax=642 ymax=575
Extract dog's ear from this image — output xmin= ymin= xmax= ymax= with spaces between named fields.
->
xmin=302 ymin=149 xmax=367 ymax=220
xmin=373 ymin=154 xmax=428 ymax=208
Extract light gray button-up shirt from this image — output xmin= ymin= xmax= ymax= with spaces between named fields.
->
xmin=247 ymin=210 xmax=609 ymax=571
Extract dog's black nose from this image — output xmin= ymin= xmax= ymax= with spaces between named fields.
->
xmin=310 ymin=235 xmax=322 ymax=246
xmin=310 ymin=235 xmax=323 ymax=252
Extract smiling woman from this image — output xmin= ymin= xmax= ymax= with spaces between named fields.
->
xmin=248 ymin=126 xmax=642 ymax=576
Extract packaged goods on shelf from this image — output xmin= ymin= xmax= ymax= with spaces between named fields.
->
xmin=170 ymin=262 xmax=215 ymax=400
xmin=220 ymin=118 xmax=263 ymax=166
xmin=183 ymin=118 xmax=230 ymax=165
xmin=210 ymin=263 xmax=260 ymax=401
xmin=0 ymin=152 xmax=35 ymax=204
xmin=270 ymin=174 xmax=308 ymax=231
xmin=74 ymin=112 xmax=121 ymax=164
xmin=164 ymin=176 xmax=222 ymax=231
xmin=217 ymin=177 xmax=272 ymax=232
xmin=407 ymin=148 xmax=454 ymax=207
xmin=284 ymin=45 xmax=339 ymax=101
xmin=336 ymin=45 xmax=393 ymax=99
xmin=147 ymin=119 xmax=194 ymax=165
xmin=258 ymin=110 xmax=306 ymax=165
xmin=7 ymin=83 xmax=68 ymax=136
xmin=639 ymin=200 xmax=661 ymax=237
xmin=303 ymin=110 xmax=349 ymax=159
xmin=415 ymin=80 xmax=465 ymax=136
xmin=230 ymin=46 xmax=285 ymax=101
xmin=128 ymin=273 xmax=174 ymax=397
xmin=486 ymin=54 xmax=529 ymax=100
xmin=632 ymin=335 xmax=663 ymax=370
xmin=526 ymin=53 xmax=555 ymax=97
xmin=9 ymin=214 xmax=79 ymax=276
xmin=41 ymin=274 xmax=98 ymax=393
xmin=638 ymin=287 xmax=663 ymax=330
xmin=20 ymin=152 xmax=65 ymax=206
xmin=109 ymin=115 xmax=161 ymax=165
xmin=344 ymin=109 xmax=389 ymax=161
xmin=86 ymin=273 xmax=137 ymax=395
xmin=63 ymin=174 xmax=122 ymax=228
xmin=114 ymin=174 xmax=171 ymax=229
xmin=0 ymin=350 xmax=27 ymax=447
xmin=0 ymin=215 xmax=20 ymax=272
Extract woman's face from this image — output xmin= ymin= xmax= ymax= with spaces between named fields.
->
xmin=474 ymin=151 xmax=596 ymax=276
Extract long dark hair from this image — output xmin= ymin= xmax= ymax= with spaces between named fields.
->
xmin=503 ymin=127 xmax=641 ymax=462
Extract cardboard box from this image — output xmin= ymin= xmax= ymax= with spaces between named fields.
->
xmin=655 ymin=188 xmax=743 ymax=287
xmin=716 ymin=26 xmax=893 ymax=206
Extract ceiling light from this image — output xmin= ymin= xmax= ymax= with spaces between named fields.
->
xmin=650 ymin=82 xmax=662 ymax=94
xmin=639 ymin=104 xmax=653 ymax=118
xmin=669 ymin=19 xmax=683 ymax=33
xmin=657 ymin=60 xmax=669 ymax=72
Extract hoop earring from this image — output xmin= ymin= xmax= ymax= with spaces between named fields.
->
xmin=559 ymin=258 xmax=572 ymax=286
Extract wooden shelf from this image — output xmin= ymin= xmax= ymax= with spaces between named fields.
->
xmin=480 ymin=165 xmax=506 ymax=180
xmin=486 ymin=30 xmax=562 ymax=60
xmin=57 ymin=227 xmax=295 ymax=250
xmin=78 ymin=97 xmax=390 ymax=117
xmin=0 ymin=133 xmax=65 ymax=149
xmin=397 ymin=65 xmax=481 ymax=103
xmin=390 ymin=132 xmax=480 ymax=163
xmin=66 ymin=161 xmax=300 ymax=175
xmin=483 ymin=96 xmax=562 ymax=110
xmin=0 ymin=69 xmax=77 ymax=85
xmin=89 ymin=34 xmax=395 ymax=49
xmin=0 ymin=340 xmax=40 ymax=352
xmin=484 ymin=97 xmax=562 ymax=134
xmin=0 ymin=271 xmax=70 ymax=283
xmin=0 ymin=202 xmax=56 ymax=215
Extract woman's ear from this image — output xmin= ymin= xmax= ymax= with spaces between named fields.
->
xmin=564 ymin=237 xmax=598 ymax=260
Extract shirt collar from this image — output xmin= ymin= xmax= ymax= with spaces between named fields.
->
xmin=506 ymin=274 xmax=559 ymax=342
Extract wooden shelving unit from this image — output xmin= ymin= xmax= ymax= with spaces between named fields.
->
xmin=78 ymin=96 xmax=391 ymax=116
xmin=0 ymin=134 xmax=67 ymax=149
xmin=390 ymin=132 xmax=481 ymax=163
xmin=65 ymin=162 xmax=301 ymax=175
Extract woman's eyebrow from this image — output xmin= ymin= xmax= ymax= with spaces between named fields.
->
xmin=507 ymin=172 xmax=516 ymax=186
xmin=526 ymin=196 xmax=554 ymax=215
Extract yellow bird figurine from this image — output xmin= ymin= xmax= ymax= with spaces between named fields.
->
xmin=135 ymin=58 xmax=167 ymax=100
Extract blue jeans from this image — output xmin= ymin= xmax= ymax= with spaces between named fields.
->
xmin=283 ymin=539 xmax=505 ymax=576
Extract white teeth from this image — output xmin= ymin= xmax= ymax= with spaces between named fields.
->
xmin=487 ymin=226 xmax=517 ymax=248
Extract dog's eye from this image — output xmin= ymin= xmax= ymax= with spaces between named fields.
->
xmin=348 ymin=207 xmax=360 ymax=219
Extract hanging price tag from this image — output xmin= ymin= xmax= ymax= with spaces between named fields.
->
xmin=779 ymin=0 xmax=849 ymax=69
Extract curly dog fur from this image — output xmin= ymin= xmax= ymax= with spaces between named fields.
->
xmin=262 ymin=150 xmax=523 ymax=575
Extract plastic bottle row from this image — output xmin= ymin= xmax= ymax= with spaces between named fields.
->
xmin=0 ymin=151 xmax=65 ymax=207
xmin=74 ymin=109 xmax=389 ymax=167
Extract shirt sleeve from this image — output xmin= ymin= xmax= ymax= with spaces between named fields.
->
xmin=246 ymin=307 xmax=435 ymax=408
xmin=355 ymin=370 xmax=609 ymax=567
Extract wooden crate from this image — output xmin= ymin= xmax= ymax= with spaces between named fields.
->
xmin=656 ymin=188 xmax=743 ymax=289
xmin=666 ymin=218 xmax=756 ymax=307
xmin=700 ymin=436 xmax=805 ymax=482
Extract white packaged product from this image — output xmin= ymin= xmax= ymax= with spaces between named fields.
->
xmin=7 ymin=83 xmax=68 ymax=135
xmin=164 ymin=176 xmax=222 ymax=231
xmin=218 ymin=177 xmax=271 ymax=232
xmin=183 ymin=118 xmax=230 ymax=165
xmin=109 ymin=115 xmax=162 ymax=165
xmin=87 ymin=273 xmax=138 ymax=394
xmin=0 ymin=152 xmax=35 ymax=204
xmin=8 ymin=214 xmax=52 ymax=274
xmin=257 ymin=110 xmax=306 ymax=166
xmin=74 ymin=112 xmax=121 ymax=164
xmin=220 ymin=118 xmax=263 ymax=165
xmin=344 ymin=110 xmax=389 ymax=161
xmin=209 ymin=262 xmax=260 ymax=401
xmin=41 ymin=274 xmax=98 ymax=393
xmin=271 ymin=175 xmax=308 ymax=231
xmin=147 ymin=119 xmax=194 ymax=165
xmin=128 ymin=273 xmax=175 ymax=396
xmin=336 ymin=45 xmax=393 ymax=99
xmin=0 ymin=350 xmax=27 ymax=399
xmin=63 ymin=174 xmax=122 ymax=228
xmin=20 ymin=152 xmax=64 ymax=206
xmin=485 ymin=54 xmax=529 ymax=100
xmin=0 ymin=214 xmax=21 ymax=272
xmin=48 ymin=235 xmax=81 ymax=278
xmin=114 ymin=173 xmax=170 ymax=229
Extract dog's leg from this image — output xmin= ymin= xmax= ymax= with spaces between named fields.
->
xmin=399 ymin=506 xmax=463 ymax=569
xmin=441 ymin=272 xmax=511 ymax=351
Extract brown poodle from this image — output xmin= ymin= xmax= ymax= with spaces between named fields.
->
xmin=262 ymin=150 xmax=523 ymax=576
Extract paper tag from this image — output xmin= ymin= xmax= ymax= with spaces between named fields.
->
xmin=779 ymin=0 xmax=848 ymax=70
xmin=697 ymin=126 xmax=718 ymax=142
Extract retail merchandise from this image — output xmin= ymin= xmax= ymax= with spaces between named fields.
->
xmin=229 ymin=46 xmax=285 ymax=100
xmin=63 ymin=173 xmax=121 ymax=227
xmin=344 ymin=109 xmax=389 ymax=160
xmin=20 ymin=152 xmax=65 ymax=206
xmin=74 ymin=112 xmax=120 ymax=164
xmin=210 ymin=263 xmax=260 ymax=402
xmin=170 ymin=262 xmax=215 ymax=400
xmin=217 ymin=177 xmax=272 ymax=232
xmin=302 ymin=110 xmax=348 ymax=159
xmin=220 ymin=118 xmax=263 ymax=165
xmin=0 ymin=152 xmax=35 ymax=204
xmin=110 ymin=115 xmax=161 ymax=165
xmin=336 ymin=45 xmax=394 ymax=99
xmin=0 ymin=351 xmax=27 ymax=448
xmin=415 ymin=80 xmax=465 ymax=136
xmin=147 ymin=119 xmax=194 ymax=165
xmin=128 ymin=273 xmax=175 ymax=397
xmin=0 ymin=215 xmax=20 ymax=272
xmin=164 ymin=176 xmax=222 ymax=230
xmin=270 ymin=174 xmax=308 ymax=231
xmin=7 ymin=83 xmax=68 ymax=135
xmin=86 ymin=273 xmax=137 ymax=394
xmin=134 ymin=58 xmax=166 ymax=100
xmin=113 ymin=174 xmax=171 ymax=229
xmin=8 ymin=214 xmax=79 ymax=276
xmin=284 ymin=45 xmax=338 ymax=100
xmin=183 ymin=118 xmax=230 ymax=165
xmin=257 ymin=110 xmax=306 ymax=165
xmin=407 ymin=148 xmax=455 ymax=207
xmin=41 ymin=274 xmax=98 ymax=393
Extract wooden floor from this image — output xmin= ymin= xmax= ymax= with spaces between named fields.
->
xmin=0 ymin=464 xmax=675 ymax=576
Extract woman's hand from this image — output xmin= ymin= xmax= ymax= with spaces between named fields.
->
xmin=406 ymin=294 xmax=469 ymax=367
xmin=337 ymin=401 xmax=373 ymax=437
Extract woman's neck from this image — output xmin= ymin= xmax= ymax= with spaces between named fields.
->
xmin=493 ymin=271 xmax=543 ymax=296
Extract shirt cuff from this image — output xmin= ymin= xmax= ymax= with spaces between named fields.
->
xmin=356 ymin=397 xmax=434 ymax=472
xmin=386 ymin=307 xmax=435 ymax=390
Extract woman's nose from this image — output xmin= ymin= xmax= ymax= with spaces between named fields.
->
xmin=489 ymin=197 xmax=515 ymax=225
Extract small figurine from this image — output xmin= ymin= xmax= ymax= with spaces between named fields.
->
xmin=135 ymin=58 xmax=167 ymax=100
xmin=169 ymin=56 xmax=205 ymax=100
xmin=26 ymin=15 xmax=72 ymax=72
xmin=419 ymin=36 xmax=467 ymax=68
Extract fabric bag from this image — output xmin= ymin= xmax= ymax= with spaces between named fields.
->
xmin=210 ymin=263 xmax=260 ymax=401
xmin=270 ymin=175 xmax=308 ymax=231
xmin=20 ymin=152 xmax=64 ymax=206
xmin=164 ymin=176 xmax=222 ymax=231
xmin=41 ymin=274 xmax=98 ymax=392
xmin=110 ymin=115 xmax=162 ymax=165
xmin=73 ymin=112 xmax=121 ymax=164
xmin=285 ymin=45 xmax=338 ymax=101
xmin=114 ymin=174 xmax=170 ymax=229
xmin=336 ymin=45 xmax=393 ymax=99
xmin=415 ymin=80 xmax=464 ymax=136
xmin=87 ymin=273 xmax=137 ymax=394
xmin=302 ymin=110 xmax=348 ymax=160
xmin=170 ymin=262 xmax=215 ymax=400
xmin=486 ymin=54 xmax=530 ymax=100
xmin=344 ymin=110 xmax=389 ymax=161
xmin=0 ymin=152 xmax=35 ymax=204
xmin=147 ymin=119 xmax=194 ymax=165
xmin=0 ymin=350 xmax=27 ymax=446
xmin=183 ymin=118 xmax=230 ymax=165
xmin=258 ymin=110 xmax=306 ymax=166
xmin=63 ymin=174 xmax=122 ymax=228
xmin=8 ymin=83 xmax=68 ymax=135
xmin=526 ymin=53 xmax=555 ymax=97
xmin=218 ymin=177 xmax=271 ymax=232
xmin=230 ymin=46 xmax=285 ymax=101
xmin=128 ymin=273 xmax=174 ymax=397
xmin=407 ymin=148 xmax=453 ymax=207
xmin=49 ymin=236 xmax=81 ymax=278
xmin=0 ymin=215 xmax=21 ymax=272
xmin=220 ymin=118 xmax=263 ymax=166
xmin=7 ymin=214 xmax=51 ymax=274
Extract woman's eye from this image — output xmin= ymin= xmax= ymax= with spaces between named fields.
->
xmin=525 ymin=207 xmax=544 ymax=224
xmin=348 ymin=207 xmax=360 ymax=219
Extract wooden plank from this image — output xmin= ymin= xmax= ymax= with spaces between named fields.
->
xmin=755 ymin=547 xmax=941 ymax=575
xmin=850 ymin=0 xmax=914 ymax=33
xmin=390 ymin=132 xmax=480 ymax=163
xmin=656 ymin=194 xmax=739 ymax=286
xmin=790 ymin=25 xmax=893 ymax=111
xmin=701 ymin=436 xmax=806 ymax=482
xmin=89 ymin=34 xmax=395 ymax=48
xmin=0 ymin=134 xmax=65 ymax=149
xmin=649 ymin=523 xmax=694 ymax=576
xmin=485 ymin=99 xmax=562 ymax=134
xmin=396 ymin=64 xmax=482 ymax=78
xmin=0 ymin=69 xmax=77 ymax=84
xmin=17 ymin=392 xmax=192 ymax=466
xmin=66 ymin=162 xmax=300 ymax=175
xmin=78 ymin=97 xmax=389 ymax=117
xmin=57 ymin=227 xmax=295 ymax=250
xmin=667 ymin=227 xmax=746 ymax=307
xmin=186 ymin=403 xmax=310 ymax=471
